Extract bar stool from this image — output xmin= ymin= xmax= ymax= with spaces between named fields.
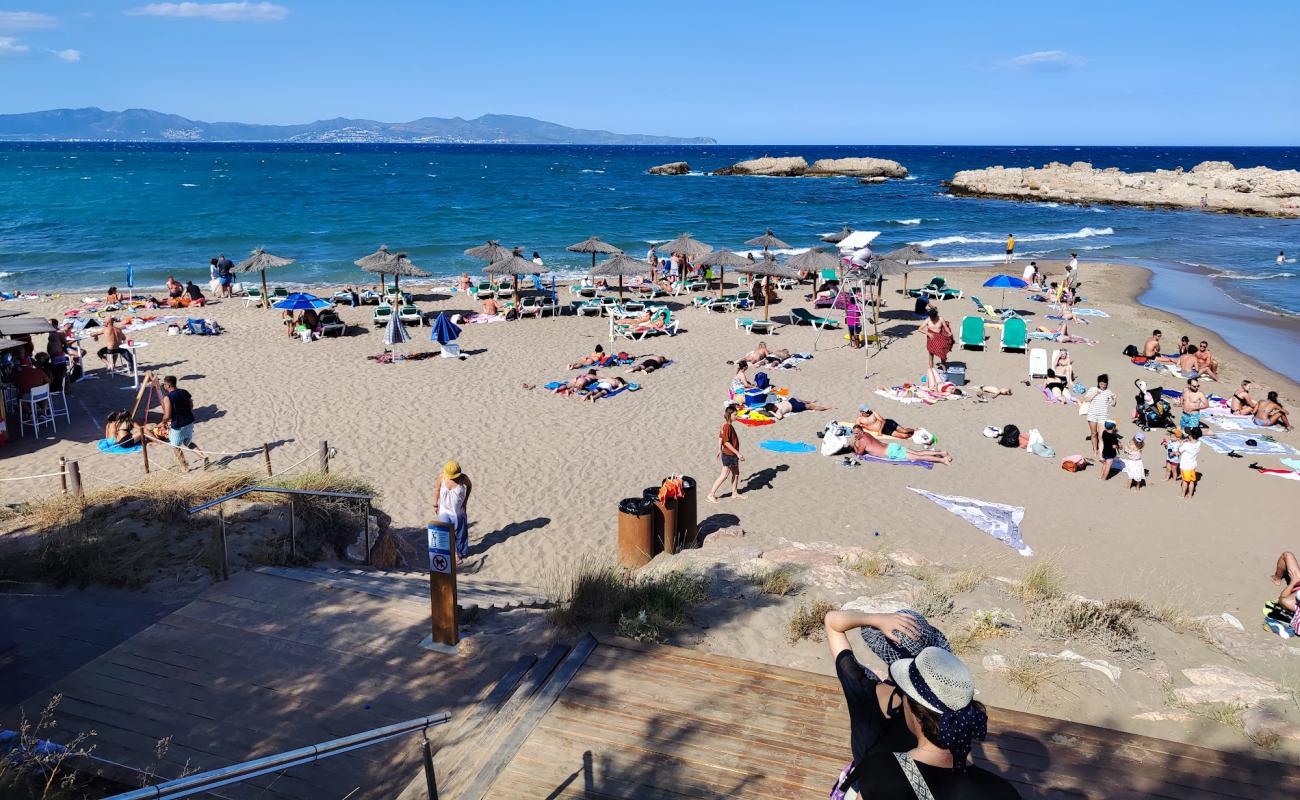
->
xmin=47 ymin=375 xmax=71 ymax=425
xmin=19 ymin=385 xmax=56 ymax=437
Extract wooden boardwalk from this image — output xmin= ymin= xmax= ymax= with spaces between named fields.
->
xmin=1 ymin=571 xmax=513 ymax=800
xmin=425 ymin=637 xmax=1300 ymax=800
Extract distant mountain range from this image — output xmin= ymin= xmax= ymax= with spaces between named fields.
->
xmin=0 ymin=108 xmax=716 ymax=145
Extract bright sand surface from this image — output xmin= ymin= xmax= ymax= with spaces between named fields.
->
xmin=3 ymin=260 xmax=1300 ymax=740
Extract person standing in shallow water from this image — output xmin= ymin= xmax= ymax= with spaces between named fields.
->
xmin=1004 ymin=234 xmax=1014 ymax=264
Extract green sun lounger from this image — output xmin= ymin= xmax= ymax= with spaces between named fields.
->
xmin=960 ymin=315 xmax=985 ymax=350
xmin=792 ymin=307 xmax=840 ymax=329
xmin=1001 ymin=316 xmax=1027 ymax=351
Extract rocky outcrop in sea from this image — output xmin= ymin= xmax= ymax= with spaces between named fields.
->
xmin=709 ymin=155 xmax=908 ymax=179
xmin=948 ymin=160 xmax=1300 ymax=217
xmin=647 ymin=161 xmax=691 ymax=175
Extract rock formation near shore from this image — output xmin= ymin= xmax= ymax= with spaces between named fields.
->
xmin=948 ymin=160 xmax=1300 ymax=217
xmin=647 ymin=161 xmax=690 ymax=175
xmin=710 ymin=155 xmax=908 ymax=179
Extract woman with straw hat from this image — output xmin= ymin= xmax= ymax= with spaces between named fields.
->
xmin=433 ymin=461 xmax=472 ymax=565
xmin=823 ymin=610 xmax=1019 ymax=799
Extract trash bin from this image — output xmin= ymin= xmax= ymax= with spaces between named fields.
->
xmin=678 ymin=475 xmax=698 ymax=549
xmin=642 ymin=486 xmax=678 ymax=555
xmin=617 ymin=497 xmax=655 ymax=569
xmin=945 ymin=362 xmax=967 ymax=386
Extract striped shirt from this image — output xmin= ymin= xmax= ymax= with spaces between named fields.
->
xmin=1087 ymin=388 xmax=1113 ymax=421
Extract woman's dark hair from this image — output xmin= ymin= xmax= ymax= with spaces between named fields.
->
xmin=594 ymin=344 xmax=604 ymax=354
xmin=907 ymin=696 xmax=988 ymax=756
xmin=1268 ymin=391 xmax=1280 ymax=402
xmin=1097 ymin=373 xmax=1109 ymax=385
xmin=926 ymin=306 xmax=939 ymax=321
xmin=107 ymin=285 xmax=117 ymax=294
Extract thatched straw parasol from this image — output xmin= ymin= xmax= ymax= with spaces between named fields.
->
xmin=593 ymin=252 xmax=654 ymax=299
xmin=744 ymin=228 xmax=791 ymax=254
xmin=657 ymin=233 xmax=713 ymax=284
xmin=821 ymin=225 xmax=854 ymax=244
xmin=384 ymin=254 xmax=431 ymax=293
xmin=875 ymin=245 xmax=937 ymax=295
xmin=485 ymin=252 xmax=541 ymax=307
xmin=236 ymin=248 xmax=295 ymax=310
xmin=566 ymin=236 xmax=623 ymax=270
xmin=464 ymin=240 xmax=512 ymax=263
xmin=787 ymin=248 xmax=842 ymax=296
xmin=737 ymin=256 xmax=801 ymax=321
xmin=355 ymin=245 xmax=430 ymax=294
xmin=698 ymin=249 xmax=751 ymax=298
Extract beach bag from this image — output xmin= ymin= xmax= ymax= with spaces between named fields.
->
xmin=998 ymin=424 xmax=1021 ymax=448
xmin=1062 ymin=455 xmax=1088 ymax=472
xmin=821 ymin=421 xmax=852 ymax=456
xmin=1122 ymin=344 xmax=1140 ymax=358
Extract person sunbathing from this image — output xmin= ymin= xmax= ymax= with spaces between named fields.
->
xmin=764 ymin=397 xmax=831 ymax=419
xmin=584 ymin=376 xmax=629 ymax=402
xmin=568 ymin=344 xmax=606 ymax=370
xmin=628 ymin=354 xmax=669 ymax=374
xmin=851 ymin=426 xmax=952 ymax=464
xmin=1230 ymin=380 xmax=1257 ymax=415
xmin=1271 ymin=551 xmax=1300 ymax=614
xmin=742 ymin=341 xmax=771 ymax=365
xmin=971 ymin=385 xmax=1014 ymax=400
xmin=1052 ymin=349 xmax=1075 ymax=385
xmin=105 ymin=286 xmax=122 ymax=306
xmin=615 ymin=309 xmax=657 ymax=326
xmin=855 ymin=405 xmax=916 ymax=440
xmin=1255 ymin=392 xmax=1293 ymax=431
xmin=552 ymin=369 xmax=599 ymax=395
xmin=104 ymin=410 xmax=145 ymax=448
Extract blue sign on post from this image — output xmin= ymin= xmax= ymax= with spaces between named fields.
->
xmin=427 ymin=521 xmax=453 ymax=574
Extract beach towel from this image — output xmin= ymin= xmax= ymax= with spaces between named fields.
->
xmin=1256 ymin=468 xmax=1300 ymax=482
xmin=1202 ymin=433 xmax=1299 ymax=456
xmin=735 ymin=408 xmax=775 ymax=426
xmin=760 ymin=440 xmax=818 ymax=454
xmin=859 ymin=454 xmax=934 ymax=469
xmin=907 ymin=487 xmax=1032 ymax=556
xmin=875 ymin=387 xmax=927 ymax=405
xmin=1282 ymin=458 xmax=1300 ymax=472
xmin=1048 ymin=306 xmax=1109 ymax=317
xmin=462 ymin=313 xmax=507 ymax=324
xmin=97 ymin=438 xmax=142 ymax=454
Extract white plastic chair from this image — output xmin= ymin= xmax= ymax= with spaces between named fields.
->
xmin=47 ymin=376 xmax=71 ymax=425
xmin=19 ymin=385 xmax=56 ymax=437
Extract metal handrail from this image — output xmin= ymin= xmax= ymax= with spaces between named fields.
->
xmin=187 ymin=486 xmax=374 ymax=515
xmin=187 ymin=486 xmax=377 ymax=574
xmin=105 ymin=711 xmax=450 ymax=799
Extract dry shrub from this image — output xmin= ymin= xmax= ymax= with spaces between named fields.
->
xmin=787 ymin=600 xmax=837 ymax=644
xmin=945 ymin=569 xmax=987 ymax=595
xmin=1029 ymin=597 xmax=1153 ymax=663
xmin=1004 ymin=655 xmax=1072 ymax=702
xmin=0 ymin=694 xmax=97 ymax=798
xmin=1014 ymin=561 xmax=1065 ymax=603
xmin=950 ymin=608 xmax=1014 ymax=655
xmin=911 ymin=584 xmax=955 ymax=619
xmin=848 ymin=553 xmax=890 ymax=579
xmin=757 ymin=564 xmax=802 ymax=597
xmin=550 ymin=561 xmax=708 ymax=643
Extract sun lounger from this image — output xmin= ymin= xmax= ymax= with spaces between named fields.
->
xmin=271 ymin=287 xmax=289 ymax=300
xmin=612 ymin=309 xmax=677 ymax=340
xmin=475 ymin=281 xmax=494 ymax=299
xmin=971 ymin=295 xmax=1017 ymax=320
xmin=243 ymin=287 xmax=265 ymax=308
xmin=791 ymin=307 xmax=840 ymax=329
xmin=319 ymin=310 xmax=347 ymax=337
xmin=576 ymin=300 xmax=604 ymax=317
xmin=1001 ymin=316 xmax=1027 ymax=352
xmin=359 ymin=290 xmax=381 ymax=305
xmin=960 ymin=315 xmax=985 ymax=350
xmin=495 ymin=282 xmax=514 ymax=299
xmin=1028 ymin=348 xmax=1049 ymax=377
xmin=373 ymin=304 xmax=394 ymax=327
xmin=736 ymin=317 xmax=776 ymax=335
xmin=399 ymin=304 xmax=423 ymax=326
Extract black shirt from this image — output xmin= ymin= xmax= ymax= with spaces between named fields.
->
xmin=1101 ymin=430 xmax=1120 ymax=460
xmin=166 ymin=388 xmax=194 ymax=428
xmin=835 ymin=650 xmax=915 ymax=766
xmin=853 ymin=753 xmax=1020 ymax=799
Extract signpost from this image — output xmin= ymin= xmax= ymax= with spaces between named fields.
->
xmin=424 ymin=519 xmax=459 ymax=651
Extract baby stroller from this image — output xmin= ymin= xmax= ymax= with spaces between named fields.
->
xmin=1134 ymin=379 xmax=1173 ymax=431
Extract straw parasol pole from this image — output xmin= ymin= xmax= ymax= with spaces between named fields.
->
xmin=737 ymin=255 xmax=801 ymax=321
xmin=876 ymin=244 xmax=937 ymax=298
xmin=592 ymin=253 xmax=653 ymax=300
xmin=385 ymin=254 xmax=431 ymax=295
xmin=566 ymin=236 xmax=622 ymax=271
xmin=355 ymin=245 xmax=398 ymax=295
xmin=698 ymin=250 xmax=750 ymax=299
xmin=656 ymin=233 xmax=713 ymax=285
xmin=235 ymin=248 xmax=295 ymax=310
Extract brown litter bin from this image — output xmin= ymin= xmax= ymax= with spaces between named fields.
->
xmin=643 ymin=486 xmax=678 ymax=554
xmin=678 ymin=475 xmax=698 ymax=549
xmin=617 ymin=497 xmax=655 ymax=569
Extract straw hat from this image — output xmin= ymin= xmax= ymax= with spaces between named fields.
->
xmin=888 ymin=647 xmax=976 ymax=714
xmin=443 ymin=460 xmax=462 ymax=479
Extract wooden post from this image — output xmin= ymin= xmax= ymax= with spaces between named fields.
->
xmin=319 ymin=440 xmax=329 ymax=474
xmin=262 ymin=442 xmax=273 ymax=477
xmin=66 ymin=460 xmax=82 ymax=499
xmin=60 ymin=457 xmax=68 ymax=494
xmin=288 ymin=500 xmax=297 ymax=561
xmin=217 ymin=506 xmax=229 ymax=581
xmin=427 ymin=519 xmax=459 ymax=648
xmin=363 ymin=499 xmax=372 ymax=565
xmin=141 ymin=439 xmax=150 ymax=474
xmin=260 ymin=269 xmax=269 ymax=310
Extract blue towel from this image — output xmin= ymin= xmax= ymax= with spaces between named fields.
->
xmin=760 ymin=440 xmax=817 ymax=453
xmin=98 ymin=437 xmax=142 ymax=454
xmin=544 ymin=381 xmax=566 ymax=390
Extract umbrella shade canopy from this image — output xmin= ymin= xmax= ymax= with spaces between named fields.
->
xmin=464 ymin=240 xmax=512 ymax=262
xmin=383 ymin=310 xmax=411 ymax=346
xmin=697 ymin=249 xmax=752 ymax=269
xmin=0 ymin=317 xmax=57 ymax=336
xmin=485 ymin=254 xmax=542 ymax=276
xmin=879 ymin=244 xmax=937 ymax=264
xmin=235 ymin=248 xmax=296 ymax=273
xmin=744 ymin=229 xmax=791 ymax=251
xmin=354 ymin=245 xmax=397 ymax=271
xmin=657 ymin=233 xmax=713 ymax=258
xmin=565 ymin=236 xmax=622 ymax=256
xmin=430 ymin=312 xmax=462 ymax=344
xmin=126 ymin=262 xmax=134 ymax=289
xmin=591 ymin=253 xmax=654 ymax=278
xmin=0 ymin=309 xmax=25 ymax=319
xmin=786 ymin=248 xmax=843 ymax=273
xmin=272 ymin=292 xmax=332 ymax=311
xmin=983 ymin=274 xmax=1028 ymax=288
xmin=0 ymin=337 xmax=25 ymax=352
xmin=736 ymin=256 xmax=801 ymax=280
xmin=821 ymin=226 xmax=854 ymax=244
xmin=386 ymin=255 xmax=431 ymax=278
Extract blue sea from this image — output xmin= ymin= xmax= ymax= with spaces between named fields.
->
xmin=2 ymin=143 xmax=1298 ymax=363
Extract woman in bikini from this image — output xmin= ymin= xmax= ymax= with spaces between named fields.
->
xmin=1052 ymin=349 xmax=1075 ymax=386
xmin=1230 ymin=380 xmax=1257 ymax=415
xmin=568 ymin=345 xmax=606 ymax=370
xmin=922 ymin=306 xmax=953 ymax=387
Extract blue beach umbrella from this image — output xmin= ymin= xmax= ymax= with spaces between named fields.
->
xmin=982 ymin=274 xmax=1028 ymax=308
xmin=272 ymin=292 xmax=332 ymax=311
xmin=430 ymin=312 xmax=461 ymax=345
xmin=125 ymin=262 xmax=134 ymax=292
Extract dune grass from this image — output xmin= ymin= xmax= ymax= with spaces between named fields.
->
xmin=550 ymin=561 xmax=709 ymax=643
xmin=847 ymin=553 xmax=890 ymax=579
xmin=1013 ymin=561 xmax=1065 ymax=603
xmin=786 ymin=600 xmax=837 ymax=644
xmin=1004 ymin=655 xmax=1072 ymax=703
xmin=950 ymin=608 xmax=1015 ymax=655
xmin=756 ymin=564 xmax=802 ymax=597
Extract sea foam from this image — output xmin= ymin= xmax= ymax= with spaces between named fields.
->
xmin=914 ymin=227 xmax=1114 ymax=248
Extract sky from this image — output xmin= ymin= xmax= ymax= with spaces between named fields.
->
xmin=1 ymin=1 xmax=1298 ymax=145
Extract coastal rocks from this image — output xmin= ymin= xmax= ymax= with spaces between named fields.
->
xmin=648 ymin=161 xmax=690 ymax=175
xmin=806 ymin=157 xmax=909 ymax=179
xmin=710 ymin=155 xmax=909 ymax=180
xmin=1173 ymin=665 xmax=1287 ymax=706
xmin=713 ymin=156 xmax=809 ymax=176
xmin=947 ymin=160 xmax=1300 ymax=218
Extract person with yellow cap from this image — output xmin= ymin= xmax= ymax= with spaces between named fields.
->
xmin=433 ymin=460 xmax=472 ymax=565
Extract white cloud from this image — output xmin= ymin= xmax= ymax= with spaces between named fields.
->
xmin=0 ymin=35 xmax=31 ymax=55
xmin=127 ymin=2 xmax=290 ymax=22
xmin=0 ymin=11 xmax=58 ymax=30
xmin=1003 ymin=50 xmax=1087 ymax=71
xmin=53 ymin=48 xmax=81 ymax=62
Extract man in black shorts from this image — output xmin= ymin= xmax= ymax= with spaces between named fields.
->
xmin=856 ymin=404 xmax=916 ymax=440
xmin=627 ymin=354 xmax=669 ymax=374
xmin=707 ymin=404 xmax=744 ymax=503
